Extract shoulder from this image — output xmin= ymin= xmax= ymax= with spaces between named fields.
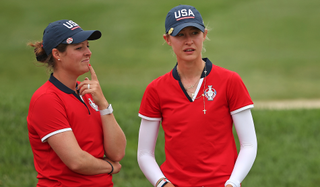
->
xmin=204 ymin=58 xmax=237 ymax=78
xmin=31 ymin=81 xmax=56 ymax=99
xmin=29 ymin=81 xmax=63 ymax=109
xmin=212 ymin=64 xmax=236 ymax=75
xmin=210 ymin=64 xmax=243 ymax=84
xmin=145 ymin=71 xmax=173 ymax=90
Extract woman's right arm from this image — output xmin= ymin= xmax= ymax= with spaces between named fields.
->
xmin=47 ymin=131 xmax=121 ymax=175
xmin=137 ymin=118 xmax=175 ymax=187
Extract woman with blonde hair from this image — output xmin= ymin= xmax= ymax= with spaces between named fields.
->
xmin=137 ymin=5 xmax=257 ymax=187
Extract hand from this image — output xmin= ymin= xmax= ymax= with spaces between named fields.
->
xmin=78 ymin=64 xmax=109 ymax=109
xmin=164 ymin=183 xmax=175 ymax=187
xmin=226 ymin=185 xmax=233 ymax=187
xmin=103 ymin=157 xmax=122 ymax=174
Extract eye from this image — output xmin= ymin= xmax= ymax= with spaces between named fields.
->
xmin=192 ymin=31 xmax=199 ymax=35
xmin=177 ymin=33 xmax=184 ymax=37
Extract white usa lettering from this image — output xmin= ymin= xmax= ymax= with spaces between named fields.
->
xmin=174 ymin=9 xmax=195 ymax=19
xmin=63 ymin=20 xmax=79 ymax=29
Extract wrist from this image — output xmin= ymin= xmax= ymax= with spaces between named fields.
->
xmin=225 ymin=179 xmax=240 ymax=187
xmin=104 ymin=159 xmax=114 ymax=174
xmin=156 ymin=178 xmax=171 ymax=187
xmin=100 ymin=104 xmax=113 ymax=115
xmin=98 ymin=101 xmax=109 ymax=110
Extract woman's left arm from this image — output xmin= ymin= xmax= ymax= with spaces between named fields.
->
xmin=78 ymin=64 xmax=126 ymax=162
xmin=225 ymin=109 xmax=257 ymax=187
xmin=100 ymin=108 xmax=126 ymax=162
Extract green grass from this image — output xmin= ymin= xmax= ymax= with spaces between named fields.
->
xmin=245 ymin=109 xmax=320 ymax=186
xmin=0 ymin=0 xmax=319 ymax=186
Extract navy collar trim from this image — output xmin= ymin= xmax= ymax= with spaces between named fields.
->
xmin=49 ymin=73 xmax=78 ymax=94
xmin=48 ymin=73 xmax=90 ymax=114
xmin=172 ymin=58 xmax=212 ymax=80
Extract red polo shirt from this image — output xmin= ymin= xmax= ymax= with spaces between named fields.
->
xmin=139 ymin=58 xmax=253 ymax=186
xmin=27 ymin=74 xmax=112 ymax=187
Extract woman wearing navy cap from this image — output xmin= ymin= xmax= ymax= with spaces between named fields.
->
xmin=27 ymin=20 xmax=126 ymax=187
xmin=137 ymin=5 xmax=257 ymax=187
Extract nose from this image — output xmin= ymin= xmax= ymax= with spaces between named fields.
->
xmin=85 ymin=46 xmax=92 ymax=56
xmin=185 ymin=34 xmax=193 ymax=45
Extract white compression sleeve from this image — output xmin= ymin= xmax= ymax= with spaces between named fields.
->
xmin=137 ymin=118 xmax=165 ymax=186
xmin=225 ymin=109 xmax=258 ymax=187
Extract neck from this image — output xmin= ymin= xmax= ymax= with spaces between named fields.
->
xmin=53 ymin=70 xmax=78 ymax=92
xmin=177 ymin=58 xmax=205 ymax=80
xmin=177 ymin=58 xmax=205 ymax=94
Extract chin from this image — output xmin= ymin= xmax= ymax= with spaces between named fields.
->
xmin=78 ymin=69 xmax=90 ymax=76
xmin=182 ymin=56 xmax=198 ymax=62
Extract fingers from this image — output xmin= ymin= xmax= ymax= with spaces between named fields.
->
xmin=88 ymin=64 xmax=98 ymax=81
xmin=77 ymin=76 xmax=106 ymax=107
xmin=78 ymin=82 xmax=91 ymax=96
xmin=103 ymin=158 xmax=122 ymax=174
xmin=112 ymin=162 xmax=122 ymax=174
xmin=77 ymin=78 xmax=89 ymax=95
xmin=77 ymin=65 xmax=106 ymax=107
xmin=77 ymin=64 xmax=98 ymax=92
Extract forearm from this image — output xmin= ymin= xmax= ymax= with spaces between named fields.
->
xmin=70 ymin=151 xmax=114 ymax=175
xmin=79 ymin=71 xmax=126 ymax=162
xmin=226 ymin=142 xmax=257 ymax=186
xmin=138 ymin=151 xmax=166 ymax=186
xmin=48 ymin=131 xmax=119 ymax=175
xmin=101 ymin=113 xmax=126 ymax=162
xmin=138 ymin=118 xmax=167 ymax=186
xmin=226 ymin=109 xmax=257 ymax=187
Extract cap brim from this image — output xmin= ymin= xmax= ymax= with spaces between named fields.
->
xmin=171 ymin=23 xmax=205 ymax=36
xmin=62 ymin=30 xmax=101 ymax=44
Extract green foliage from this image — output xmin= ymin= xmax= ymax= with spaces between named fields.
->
xmin=0 ymin=0 xmax=319 ymax=186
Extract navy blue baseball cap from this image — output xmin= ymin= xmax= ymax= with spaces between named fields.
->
xmin=165 ymin=5 xmax=205 ymax=36
xmin=42 ymin=19 xmax=101 ymax=55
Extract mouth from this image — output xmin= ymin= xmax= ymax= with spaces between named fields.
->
xmin=82 ymin=59 xmax=90 ymax=63
xmin=184 ymin=48 xmax=195 ymax=52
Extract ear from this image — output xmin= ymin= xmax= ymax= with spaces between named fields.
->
xmin=163 ymin=34 xmax=171 ymax=46
xmin=52 ymin=48 xmax=61 ymax=61
xmin=203 ymin=29 xmax=208 ymax=41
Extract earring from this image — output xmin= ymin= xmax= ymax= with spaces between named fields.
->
xmin=58 ymin=59 xmax=60 ymax=61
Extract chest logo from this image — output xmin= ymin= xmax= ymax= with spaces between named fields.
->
xmin=204 ymin=85 xmax=216 ymax=101
xmin=88 ymin=98 xmax=99 ymax=111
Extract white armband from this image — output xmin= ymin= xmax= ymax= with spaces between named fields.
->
xmin=100 ymin=104 xmax=113 ymax=115
xmin=157 ymin=178 xmax=171 ymax=187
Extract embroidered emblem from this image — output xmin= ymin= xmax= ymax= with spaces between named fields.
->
xmin=88 ymin=98 xmax=99 ymax=111
xmin=63 ymin=20 xmax=81 ymax=30
xmin=174 ymin=9 xmax=195 ymax=21
xmin=204 ymin=85 xmax=216 ymax=101
xmin=66 ymin=37 xmax=73 ymax=44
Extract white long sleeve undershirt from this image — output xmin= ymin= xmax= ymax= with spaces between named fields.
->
xmin=137 ymin=109 xmax=257 ymax=187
